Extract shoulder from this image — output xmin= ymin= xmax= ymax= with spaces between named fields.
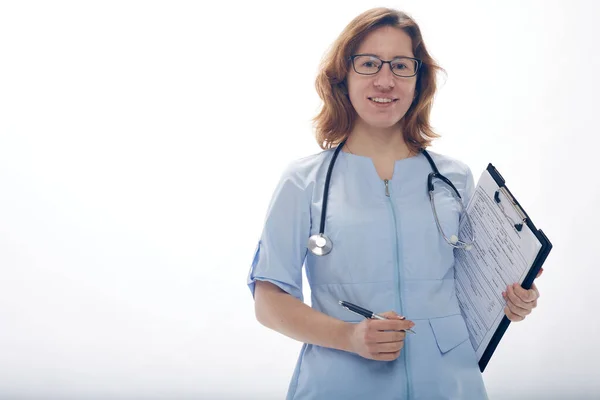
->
xmin=264 ymin=148 xmax=334 ymax=208
xmin=278 ymin=148 xmax=335 ymax=190
xmin=423 ymin=149 xmax=475 ymax=200
xmin=423 ymin=149 xmax=471 ymax=177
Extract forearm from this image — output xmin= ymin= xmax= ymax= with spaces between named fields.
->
xmin=254 ymin=280 xmax=353 ymax=352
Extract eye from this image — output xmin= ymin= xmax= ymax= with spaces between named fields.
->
xmin=352 ymin=55 xmax=383 ymax=74
xmin=360 ymin=58 xmax=381 ymax=67
xmin=391 ymin=59 xmax=417 ymax=75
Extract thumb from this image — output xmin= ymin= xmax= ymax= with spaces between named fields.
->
xmin=378 ymin=310 xmax=406 ymax=320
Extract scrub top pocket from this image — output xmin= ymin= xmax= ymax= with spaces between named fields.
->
xmin=429 ymin=313 xmax=471 ymax=354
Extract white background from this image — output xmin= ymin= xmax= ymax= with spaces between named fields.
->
xmin=0 ymin=1 xmax=598 ymax=399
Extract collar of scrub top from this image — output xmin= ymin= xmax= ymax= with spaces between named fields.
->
xmin=306 ymin=138 xmax=475 ymax=256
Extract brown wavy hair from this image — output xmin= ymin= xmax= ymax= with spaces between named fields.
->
xmin=313 ymin=8 xmax=445 ymax=152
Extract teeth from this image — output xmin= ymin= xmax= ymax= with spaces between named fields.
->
xmin=371 ymin=97 xmax=394 ymax=103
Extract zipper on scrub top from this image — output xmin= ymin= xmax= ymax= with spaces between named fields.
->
xmin=383 ymin=179 xmax=411 ymax=399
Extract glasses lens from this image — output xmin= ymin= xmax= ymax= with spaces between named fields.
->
xmin=391 ymin=58 xmax=418 ymax=77
xmin=353 ymin=55 xmax=382 ymax=75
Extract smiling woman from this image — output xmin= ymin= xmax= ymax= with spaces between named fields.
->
xmin=312 ymin=10 xmax=444 ymax=159
xmin=247 ymin=7 xmax=541 ymax=400
xmin=346 ymin=27 xmax=420 ymax=153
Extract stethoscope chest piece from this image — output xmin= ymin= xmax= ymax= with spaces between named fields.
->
xmin=308 ymin=233 xmax=333 ymax=256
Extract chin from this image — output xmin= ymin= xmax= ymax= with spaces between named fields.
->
xmin=362 ymin=117 xmax=403 ymax=129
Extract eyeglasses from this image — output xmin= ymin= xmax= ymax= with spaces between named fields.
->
xmin=349 ymin=54 xmax=422 ymax=77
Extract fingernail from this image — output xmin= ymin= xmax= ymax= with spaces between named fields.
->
xmin=502 ymin=291 xmax=506 ymax=297
xmin=398 ymin=315 xmax=406 ymax=320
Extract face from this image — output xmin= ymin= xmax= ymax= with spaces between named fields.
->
xmin=346 ymin=26 xmax=418 ymax=130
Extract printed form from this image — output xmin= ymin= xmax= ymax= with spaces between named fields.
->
xmin=454 ymin=170 xmax=542 ymax=360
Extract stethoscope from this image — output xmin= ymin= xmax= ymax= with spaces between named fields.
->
xmin=307 ymin=138 xmax=475 ymax=256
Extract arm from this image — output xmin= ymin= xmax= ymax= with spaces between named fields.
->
xmin=249 ymin=162 xmax=412 ymax=360
xmin=248 ymin=166 xmax=353 ymax=350
xmin=254 ymin=280 xmax=414 ymax=361
xmin=254 ymin=280 xmax=353 ymax=352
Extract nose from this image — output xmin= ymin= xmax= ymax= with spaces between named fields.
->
xmin=374 ymin=62 xmax=395 ymax=90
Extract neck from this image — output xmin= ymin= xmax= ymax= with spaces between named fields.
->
xmin=344 ymin=119 xmax=412 ymax=160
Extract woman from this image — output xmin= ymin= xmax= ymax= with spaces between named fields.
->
xmin=247 ymin=7 xmax=541 ymax=399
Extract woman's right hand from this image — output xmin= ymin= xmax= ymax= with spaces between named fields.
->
xmin=347 ymin=311 xmax=415 ymax=361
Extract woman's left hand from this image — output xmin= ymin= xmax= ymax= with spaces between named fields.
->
xmin=502 ymin=268 xmax=543 ymax=322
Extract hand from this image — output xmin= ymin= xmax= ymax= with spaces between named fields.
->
xmin=347 ymin=311 xmax=415 ymax=361
xmin=502 ymin=268 xmax=543 ymax=322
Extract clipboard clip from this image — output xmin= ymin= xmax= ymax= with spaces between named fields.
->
xmin=494 ymin=188 xmax=527 ymax=232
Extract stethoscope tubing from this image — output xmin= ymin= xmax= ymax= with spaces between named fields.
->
xmin=308 ymin=139 xmax=475 ymax=255
xmin=319 ymin=138 xmax=347 ymax=235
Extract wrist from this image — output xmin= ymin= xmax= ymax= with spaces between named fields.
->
xmin=335 ymin=321 xmax=356 ymax=353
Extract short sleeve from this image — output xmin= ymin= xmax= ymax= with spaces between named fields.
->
xmin=246 ymin=163 xmax=311 ymax=302
xmin=463 ymin=165 xmax=476 ymax=206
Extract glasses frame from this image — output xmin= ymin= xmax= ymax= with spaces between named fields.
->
xmin=349 ymin=54 xmax=422 ymax=77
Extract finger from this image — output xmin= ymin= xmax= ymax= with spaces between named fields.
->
xmin=504 ymin=295 xmax=532 ymax=318
xmin=504 ymin=286 xmax=535 ymax=316
xmin=371 ymin=341 xmax=403 ymax=354
xmin=503 ymin=287 xmax=533 ymax=315
xmin=376 ymin=350 xmax=401 ymax=362
xmin=371 ymin=318 xmax=415 ymax=332
xmin=536 ymin=268 xmax=544 ymax=278
xmin=512 ymin=283 xmax=538 ymax=303
xmin=378 ymin=311 xmax=406 ymax=320
xmin=505 ymin=284 xmax=531 ymax=308
xmin=504 ymin=305 xmax=525 ymax=322
xmin=530 ymin=282 xmax=540 ymax=300
xmin=372 ymin=341 xmax=404 ymax=357
xmin=375 ymin=330 xmax=406 ymax=344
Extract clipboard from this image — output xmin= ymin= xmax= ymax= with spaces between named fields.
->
xmin=470 ymin=164 xmax=553 ymax=372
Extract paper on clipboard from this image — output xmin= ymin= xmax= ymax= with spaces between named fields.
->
xmin=454 ymin=169 xmax=543 ymax=362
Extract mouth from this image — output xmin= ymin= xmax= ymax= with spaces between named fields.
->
xmin=368 ymin=97 xmax=398 ymax=106
xmin=368 ymin=97 xmax=398 ymax=104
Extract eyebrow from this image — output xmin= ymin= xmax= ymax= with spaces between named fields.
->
xmin=357 ymin=53 xmax=414 ymax=59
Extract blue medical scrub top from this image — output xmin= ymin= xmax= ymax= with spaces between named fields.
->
xmin=247 ymin=148 xmax=489 ymax=400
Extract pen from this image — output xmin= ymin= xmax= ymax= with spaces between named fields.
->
xmin=339 ymin=300 xmax=416 ymax=334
